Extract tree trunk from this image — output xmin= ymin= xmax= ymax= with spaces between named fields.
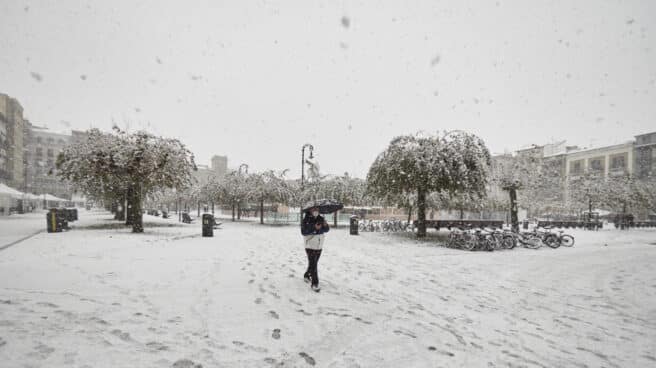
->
xmin=231 ymin=202 xmax=236 ymax=221
xmin=126 ymin=187 xmax=134 ymax=226
xmin=211 ymin=201 xmax=214 ymax=215
xmin=131 ymin=184 xmax=143 ymax=233
xmin=334 ymin=210 xmax=338 ymax=227
xmin=459 ymin=206 xmax=464 ymax=220
xmin=621 ymin=202 xmax=627 ymax=230
xmin=112 ymin=201 xmax=120 ymax=220
xmin=237 ymin=203 xmax=241 ymax=220
xmin=417 ymin=187 xmax=427 ymax=237
xmin=260 ymin=199 xmax=264 ymax=224
xmin=588 ymin=198 xmax=593 ymax=230
xmin=197 ymin=202 xmax=200 ymax=217
xmin=407 ymin=205 xmax=412 ymax=224
xmin=509 ymin=187 xmax=519 ymax=232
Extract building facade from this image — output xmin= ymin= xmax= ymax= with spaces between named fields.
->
xmin=193 ymin=155 xmax=229 ymax=185
xmin=24 ymin=125 xmax=73 ymax=199
xmin=565 ymin=142 xmax=634 ymax=179
xmin=634 ymin=132 xmax=656 ymax=178
xmin=490 ymin=131 xmax=655 ymax=218
xmin=211 ymin=155 xmax=228 ymax=177
xmin=0 ymin=93 xmax=26 ymax=189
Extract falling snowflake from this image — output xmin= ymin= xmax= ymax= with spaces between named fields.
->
xmin=30 ymin=72 xmax=43 ymax=82
xmin=430 ymin=54 xmax=441 ymax=67
xmin=341 ymin=16 xmax=350 ymax=28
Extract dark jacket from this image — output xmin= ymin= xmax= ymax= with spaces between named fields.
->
xmin=301 ymin=214 xmax=330 ymax=236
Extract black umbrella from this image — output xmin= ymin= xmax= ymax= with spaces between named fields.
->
xmin=302 ymin=199 xmax=344 ymax=214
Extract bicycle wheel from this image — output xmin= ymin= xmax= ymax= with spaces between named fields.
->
xmin=523 ymin=236 xmax=542 ymax=249
xmin=560 ymin=235 xmax=575 ymax=247
xmin=485 ymin=238 xmax=495 ymax=251
xmin=544 ymin=234 xmax=560 ymax=248
xmin=502 ymin=235 xmax=516 ymax=249
xmin=461 ymin=234 xmax=476 ymax=251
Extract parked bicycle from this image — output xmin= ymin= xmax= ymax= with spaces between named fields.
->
xmin=358 ymin=219 xmax=415 ymax=233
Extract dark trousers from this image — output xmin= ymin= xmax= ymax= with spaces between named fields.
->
xmin=304 ymin=249 xmax=322 ymax=286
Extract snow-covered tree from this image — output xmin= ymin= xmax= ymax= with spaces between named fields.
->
xmin=216 ymin=170 xmax=251 ymax=221
xmin=248 ymin=170 xmax=295 ymax=224
xmin=604 ymin=174 xmax=654 ymax=228
xmin=57 ymin=127 xmax=196 ymax=232
xmin=319 ymin=173 xmax=368 ymax=225
xmin=566 ymin=171 xmax=610 ymax=220
xmin=56 ymin=129 xmax=129 ymax=219
xmin=491 ymin=151 xmax=563 ymax=230
xmin=367 ymin=131 xmax=491 ymax=237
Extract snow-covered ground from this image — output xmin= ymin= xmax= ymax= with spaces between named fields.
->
xmin=0 ymin=212 xmax=47 ymax=250
xmin=1 ymin=211 xmax=655 ymax=367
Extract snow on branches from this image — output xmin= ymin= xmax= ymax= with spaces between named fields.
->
xmin=56 ymin=127 xmax=196 ymax=232
xmin=367 ymin=131 xmax=491 ymax=237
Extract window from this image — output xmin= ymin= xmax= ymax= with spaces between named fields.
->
xmin=36 ymin=136 xmax=42 ymax=144
xmin=588 ymin=157 xmax=604 ymax=173
xmin=36 ymin=147 xmax=43 ymax=157
xmin=610 ymin=154 xmax=627 ymax=171
xmin=47 ymin=137 xmax=54 ymax=144
xmin=47 ymin=148 xmax=54 ymax=157
xmin=569 ymin=160 xmax=583 ymax=174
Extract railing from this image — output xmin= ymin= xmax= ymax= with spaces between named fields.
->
xmin=263 ymin=212 xmax=353 ymax=225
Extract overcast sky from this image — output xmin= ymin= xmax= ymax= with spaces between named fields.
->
xmin=1 ymin=0 xmax=654 ymax=178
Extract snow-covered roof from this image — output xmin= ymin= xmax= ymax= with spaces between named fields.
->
xmin=565 ymin=141 xmax=633 ymax=157
xmin=0 ymin=183 xmax=24 ymax=199
xmin=44 ymin=194 xmax=67 ymax=201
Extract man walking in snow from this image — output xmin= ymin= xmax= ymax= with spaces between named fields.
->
xmin=301 ymin=207 xmax=329 ymax=292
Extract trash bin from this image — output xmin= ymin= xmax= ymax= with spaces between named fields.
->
xmin=202 ymin=213 xmax=214 ymax=237
xmin=349 ymin=216 xmax=359 ymax=235
xmin=57 ymin=209 xmax=69 ymax=230
xmin=47 ymin=208 xmax=61 ymax=233
xmin=65 ymin=208 xmax=75 ymax=222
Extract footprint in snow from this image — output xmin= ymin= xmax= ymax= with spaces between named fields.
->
xmin=146 ymin=341 xmax=169 ymax=351
xmin=171 ymin=358 xmax=203 ymax=368
xmin=31 ymin=342 xmax=55 ymax=358
xmin=111 ymin=329 xmax=132 ymax=341
xmin=268 ymin=310 xmax=279 ymax=319
xmin=272 ymin=328 xmax=281 ymax=339
xmin=299 ymin=352 xmax=316 ymax=365
xmin=36 ymin=302 xmax=59 ymax=308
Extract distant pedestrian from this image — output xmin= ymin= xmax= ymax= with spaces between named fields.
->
xmin=301 ymin=207 xmax=329 ymax=292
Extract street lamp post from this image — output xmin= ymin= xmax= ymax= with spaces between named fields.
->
xmin=300 ymin=144 xmax=314 ymax=223
xmin=301 ymin=144 xmax=314 ymax=190
xmin=238 ymin=163 xmax=249 ymax=175
xmin=237 ymin=163 xmax=249 ymax=220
